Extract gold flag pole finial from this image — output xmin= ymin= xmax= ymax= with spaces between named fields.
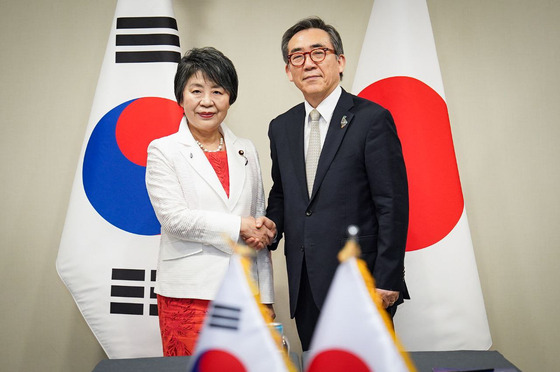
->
xmin=223 ymin=236 xmax=298 ymax=371
xmin=224 ymin=235 xmax=257 ymax=257
xmin=338 ymin=225 xmax=362 ymax=262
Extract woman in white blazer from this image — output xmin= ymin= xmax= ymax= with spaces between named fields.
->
xmin=145 ymin=47 xmax=276 ymax=356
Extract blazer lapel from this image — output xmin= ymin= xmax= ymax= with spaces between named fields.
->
xmin=285 ymin=104 xmax=309 ymax=202
xmin=223 ymin=125 xmax=246 ymax=211
xmin=177 ymin=119 xmax=231 ymax=206
xmin=310 ymin=90 xmax=355 ymax=201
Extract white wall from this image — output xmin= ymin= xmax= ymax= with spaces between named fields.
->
xmin=0 ymin=0 xmax=558 ymax=371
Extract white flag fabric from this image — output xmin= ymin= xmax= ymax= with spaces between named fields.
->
xmin=56 ymin=0 xmax=183 ymax=358
xmin=306 ymin=257 xmax=416 ymax=372
xmin=351 ymin=0 xmax=492 ymax=350
xmin=189 ymin=254 xmax=295 ymax=372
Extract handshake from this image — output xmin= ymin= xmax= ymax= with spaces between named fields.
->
xmin=240 ymin=216 xmax=277 ymax=251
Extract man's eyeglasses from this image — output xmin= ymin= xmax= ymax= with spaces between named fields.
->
xmin=287 ymin=47 xmax=335 ymax=66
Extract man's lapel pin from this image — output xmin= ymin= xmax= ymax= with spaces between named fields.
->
xmin=340 ymin=115 xmax=348 ymax=128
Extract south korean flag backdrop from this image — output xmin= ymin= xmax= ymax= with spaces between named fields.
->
xmin=351 ymin=0 xmax=492 ymax=350
xmin=56 ymin=0 xmax=183 ymax=358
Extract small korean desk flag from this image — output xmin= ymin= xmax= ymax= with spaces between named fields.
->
xmin=190 ymin=248 xmax=296 ymax=372
xmin=306 ymin=233 xmax=417 ymax=372
xmin=351 ymin=0 xmax=492 ymax=350
xmin=56 ymin=0 xmax=183 ymax=358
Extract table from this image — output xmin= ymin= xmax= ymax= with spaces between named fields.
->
xmin=92 ymin=352 xmax=301 ymax=372
xmin=92 ymin=350 xmax=521 ymax=372
xmin=410 ymin=350 xmax=520 ymax=371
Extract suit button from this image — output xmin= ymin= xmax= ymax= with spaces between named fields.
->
xmin=300 ymin=246 xmax=304 ymax=252
xmin=305 ymin=210 xmax=312 ymax=216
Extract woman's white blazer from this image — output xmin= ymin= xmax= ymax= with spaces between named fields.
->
xmin=145 ymin=118 xmax=273 ymax=303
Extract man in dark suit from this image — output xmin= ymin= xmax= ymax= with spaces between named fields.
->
xmin=265 ymin=17 xmax=409 ymax=351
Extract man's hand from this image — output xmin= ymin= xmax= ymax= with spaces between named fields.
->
xmin=240 ymin=216 xmax=276 ymax=250
xmin=263 ymin=304 xmax=276 ymax=320
xmin=376 ymin=288 xmax=399 ymax=309
xmin=254 ymin=216 xmax=276 ymax=232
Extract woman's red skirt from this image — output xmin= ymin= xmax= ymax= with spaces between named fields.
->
xmin=157 ymin=295 xmax=210 ymax=356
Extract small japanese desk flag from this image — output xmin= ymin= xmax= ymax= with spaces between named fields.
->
xmin=306 ymin=230 xmax=417 ymax=372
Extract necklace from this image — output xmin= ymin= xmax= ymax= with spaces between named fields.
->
xmin=196 ymin=137 xmax=224 ymax=152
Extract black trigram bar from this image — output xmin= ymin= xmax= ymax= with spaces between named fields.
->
xmin=209 ymin=304 xmax=241 ymax=330
xmin=150 ymin=304 xmax=158 ymax=316
xmin=112 ymin=268 xmax=144 ymax=281
xmin=111 ymin=285 xmax=144 ymax=298
xmin=111 ymin=302 xmax=143 ymax=315
xmin=117 ymin=17 xmax=178 ymax=30
xmin=116 ymin=34 xmax=180 ymax=47
xmin=116 ymin=51 xmax=181 ymax=63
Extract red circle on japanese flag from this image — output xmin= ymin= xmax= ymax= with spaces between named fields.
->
xmin=191 ymin=349 xmax=246 ymax=372
xmin=307 ymin=349 xmax=372 ymax=372
xmin=359 ymin=76 xmax=464 ymax=251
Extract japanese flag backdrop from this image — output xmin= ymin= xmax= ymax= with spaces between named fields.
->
xmin=351 ymin=0 xmax=492 ymax=350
